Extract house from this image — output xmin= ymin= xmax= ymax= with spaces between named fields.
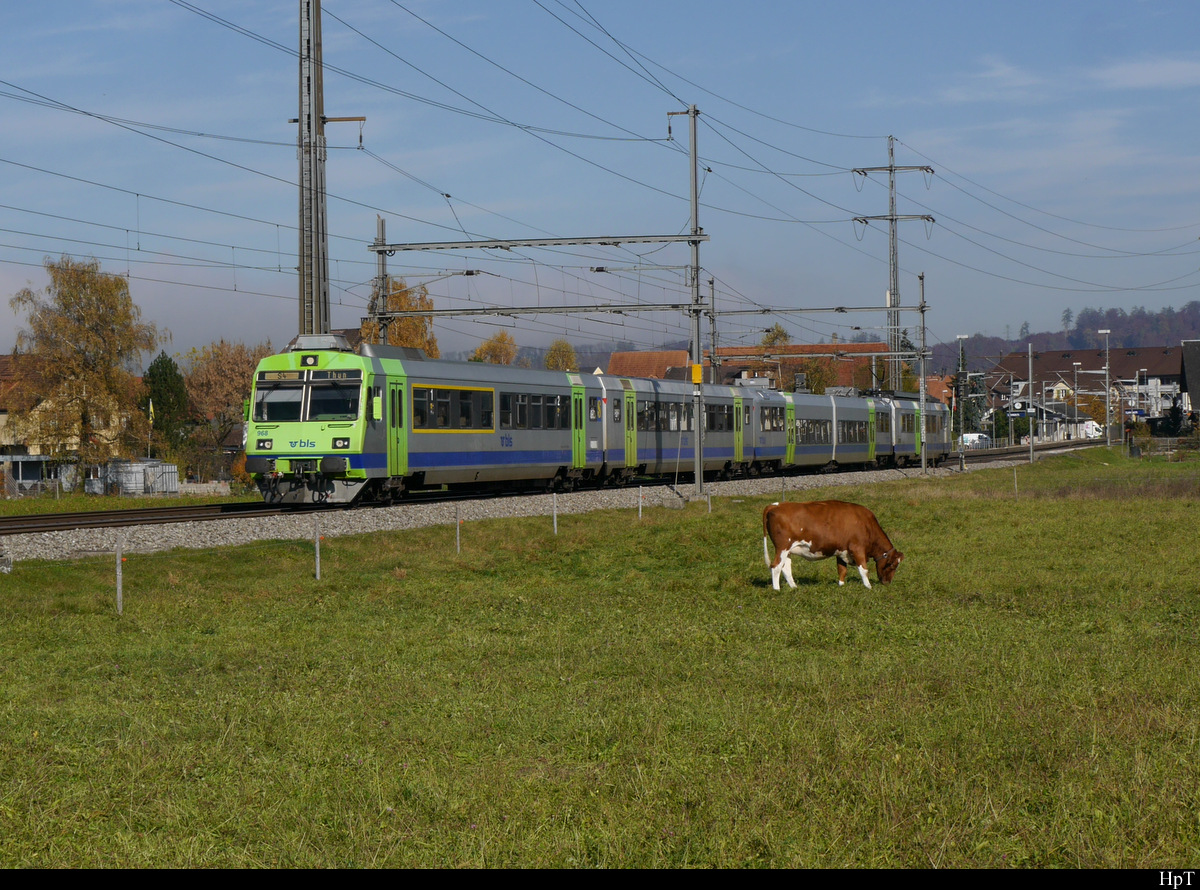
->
xmin=988 ymin=344 xmax=1191 ymax=434
xmin=606 ymin=342 xmax=895 ymax=392
xmin=606 ymin=349 xmax=691 ymax=381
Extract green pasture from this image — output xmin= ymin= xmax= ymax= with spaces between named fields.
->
xmin=1 ymin=449 xmax=1198 ymax=867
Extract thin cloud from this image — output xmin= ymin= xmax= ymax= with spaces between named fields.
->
xmin=936 ymin=56 xmax=1047 ymax=105
xmin=1089 ymin=57 xmax=1200 ymax=90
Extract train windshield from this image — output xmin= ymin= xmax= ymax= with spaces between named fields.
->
xmin=253 ymin=371 xmax=362 ymax=422
xmin=254 ymin=382 xmax=304 ymax=422
xmin=307 ymin=380 xmax=359 ymax=421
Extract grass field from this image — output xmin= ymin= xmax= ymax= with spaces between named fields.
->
xmin=1 ymin=449 xmax=1198 ymax=866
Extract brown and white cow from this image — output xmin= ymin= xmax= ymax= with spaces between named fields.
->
xmin=762 ymin=500 xmax=903 ymax=590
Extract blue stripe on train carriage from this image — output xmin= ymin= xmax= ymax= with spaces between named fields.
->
xmin=408 ymin=449 xmax=572 ymax=468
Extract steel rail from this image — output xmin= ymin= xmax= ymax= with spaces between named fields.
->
xmin=0 ymin=501 xmax=331 ymax=536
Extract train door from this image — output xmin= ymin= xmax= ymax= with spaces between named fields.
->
xmin=624 ymin=387 xmax=637 ymax=468
xmin=866 ymin=397 xmax=877 ymax=463
xmin=829 ymin=394 xmax=838 ymax=463
xmin=734 ymin=396 xmax=745 ymax=464
xmin=785 ymin=397 xmax=796 ymax=466
xmin=571 ymin=384 xmax=586 ymax=470
xmin=387 ymin=379 xmax=407 ymax=477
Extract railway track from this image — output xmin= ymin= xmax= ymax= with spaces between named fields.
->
xmin=0 ymin=501 xmax=336 ymax=536
xmin=0 ymin=441 xmax=1100 ymax=538
xmin=962 ymin=438 xmax=1099 ymax=466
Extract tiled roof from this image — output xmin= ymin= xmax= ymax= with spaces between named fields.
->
xmin=924 ymin=376 xmax=953 ymax=405
xmin=606 ymin=350 xmax=691 ymax=379
xmin=710 ymin=342 xmax=889 ymax=389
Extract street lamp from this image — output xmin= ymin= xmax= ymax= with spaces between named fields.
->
xmin=956 ymin=335 xmax=968 ymax=469
xmin=1098 ymin=329 xmax=1111 ymax=446
xmin=1072 ymin=361 xmax=1081 ymax=439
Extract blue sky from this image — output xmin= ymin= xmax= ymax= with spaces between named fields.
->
xmin=3 ymin=0 xmax=1199 ymax=362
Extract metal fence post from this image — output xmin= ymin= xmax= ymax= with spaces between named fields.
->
xmin=314 ymin=516 xmax=321 ymax=580
xmin=116 ymin=532 xmax=124 ymax=615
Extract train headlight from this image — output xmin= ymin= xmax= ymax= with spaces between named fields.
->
xmin=256 ymin=438 xmax=273 ymax=451
xmin=332 ymin=437 xmax=351 ymax=450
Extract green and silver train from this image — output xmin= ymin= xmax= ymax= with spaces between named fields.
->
xmin=243 ymin=335 xmax=952 ymax=504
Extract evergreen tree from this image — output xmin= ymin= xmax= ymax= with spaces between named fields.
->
xmin=140 ymin=351 xmax=190 ymax=456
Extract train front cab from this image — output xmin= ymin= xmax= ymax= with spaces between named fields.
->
xmin=246 ymin=336 xmax=381 ymax=504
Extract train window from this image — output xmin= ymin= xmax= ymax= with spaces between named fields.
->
xmin=588 ymin=397 xmax=599 ymax=421
xmin=254 ymin=383 xmax=303 ymax=422
xmin=613 ymin=400 xmax=622 ymax=424
xmin=547 ymin=395 xmax=565 ymax=430
xmin=413 ymin=388 xmax=430 ymax=428
xmin=796 ymin=418 xmax=831 ymax=445
xmin=435 ymin=390 xmax=451 ymax=428
xmin=458 ymin=392 xmax=473 ymax=429
xmin=837 ymin=420 xmax=868 ymax=444
xmin=530 ymin=394 xmax=544 ymax=430
xmin=706 ymin=404 xmax=733 ymax=432
xmin=515 ymin=394 xmax=528 ymax=430
xmin=500 ymin=393 xmax=513 ymax=429
xmin=479 ymin=391 xmax=494 ymax=429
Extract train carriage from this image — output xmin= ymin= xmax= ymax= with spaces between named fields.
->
xmin=789 ymin=392 xmax=836 ymax=469
xmin=749 ymin=387 xmax=789 ymax=474
xmin=830 ymin=395 xmax=873 ymax=468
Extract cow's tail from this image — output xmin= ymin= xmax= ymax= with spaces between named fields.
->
xmin=762 ymin=502 xmax=778 ymax=567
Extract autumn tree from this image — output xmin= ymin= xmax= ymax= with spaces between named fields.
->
xmin=898 ymin=329 xmax=919 ymax=393
xmin=140 ymin=351 xmax=190 ymax=456
xmin=472 ymin=331 xmax=518 ymax=365
xmin=184 ymin=339 xmax=273 ymax=476
xmin=8 ymin=255 xmax=163 ymax=462
xmin=544 ymin=339 xmax=577 ymax=371
xmin=360 ymin=277 xmax=440 ymax=357
xmin=797 ymin=356 xmax=838 ymax=394
xmin=761 ymin=323 xmax=790 ymax=349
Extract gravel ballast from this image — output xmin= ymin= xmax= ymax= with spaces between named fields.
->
xmin=1 ymin=464 xmax=982 ymax=564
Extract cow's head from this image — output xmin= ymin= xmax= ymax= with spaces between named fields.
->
xmin=875 ymin=549 xmax=905 ymax=584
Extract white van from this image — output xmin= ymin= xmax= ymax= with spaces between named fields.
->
xmin=958 ymin=433 xmax=992 ymax=450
